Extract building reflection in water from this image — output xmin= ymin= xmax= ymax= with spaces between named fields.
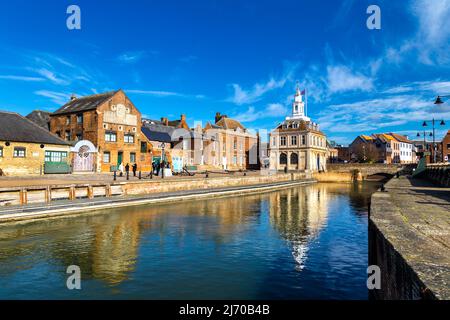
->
xmin=0 ymin=182 xmax=377 ymax=289
xmin=269 ymin=185 xmax=330 ymax=270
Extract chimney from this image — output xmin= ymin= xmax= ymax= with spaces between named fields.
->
xmin=215 ymin=112 xmax=222 ymax=123
xmin=160 ymin=117 xmax=169 ymax=126
xmin=70 ymin=94 xmax=77 ymax=101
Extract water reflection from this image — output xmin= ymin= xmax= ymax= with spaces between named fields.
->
xmin=0 ymin=182 xmax=379 ymax=299
xmin=269 ymin=184 xmax=330 ymax=270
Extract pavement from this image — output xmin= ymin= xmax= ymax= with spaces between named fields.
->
xmin=371 ymin=176 xmax=450 ymax=299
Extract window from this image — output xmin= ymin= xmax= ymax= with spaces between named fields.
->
xmin=272 ymin=137 xmax=276 ymax=147
xmin=239 ymin=142 xmax=243 ymax=151
xmin=279 ymin=153 xmax=287 ymax=165
xmin=76 ymin=133 xmax=83 ymax=141
xmin=65 ymin=131 xmax=70 ymax=141
xmin=105 ymin=131 xmax=117 ymax=142
xmin=293 ymin=123 xmax=298 ymax=129
xmin=103 ymin=152 xmax=110 ymax=163
xmin=140 ymin=142 xmax=147 ymax=153
xmin=302 ymin=135 xmax=306 ymax=145
xmin=130 ymin=152 xmax=136 ymax=163
xmin=233 ymin=140 xmax=237 ymax=150
xmin=124 ymin=134 xmax=134 ymax=143
xmin=13 ymin=147 xmax=26 ymax=158
xmin=0 ymin=147 xmax=3 ymax=157
xmin=291 ymin=136 xmax=297 ymax=146
xmin=183 ymin=139 xmax=189 ymax=150
xmin=447 ymin=144 xmax=450 ymax=149
xmin=45 ymin=151 xmax=68 ymax=163
xmin=66 ymin=116 xmax=71 ymax=125
xmin=280 ymin=136 xmax=287 ymax=146
xmin=233 ymin=156 xmax=237 ymax=164
xmin=240 ymin=156 xmax=243 ymax=165
xmin=77 ymin=114 xmax=83 ymax=124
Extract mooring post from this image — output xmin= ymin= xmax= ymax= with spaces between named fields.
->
xmin=113 ymin=170 xmax=117 ymax=181
xmin=139 ymin=171 xmax=142 ymax=180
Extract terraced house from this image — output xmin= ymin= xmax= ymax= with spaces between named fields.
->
xmin=49 ymin=90 xmax=152 ymax=173
xmin=0 ymin=111 xmax=71 ymax=176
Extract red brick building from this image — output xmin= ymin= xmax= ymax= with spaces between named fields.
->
xmin=49 ymin=90 xmax=152 ymax=173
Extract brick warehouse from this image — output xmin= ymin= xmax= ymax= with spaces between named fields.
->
xmin=49 ymin=89 xmax=152 ymax=173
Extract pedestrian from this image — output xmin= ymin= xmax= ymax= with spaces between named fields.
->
xmin=132 ymin=163 xmax=137 ymax=177
xmin=125 ymin=163 xmax=130 ymax=175
xmin=156 ymin=161 xmax=161 ymax=176
xmin=119 ymin=162 xmax=124 ymax=177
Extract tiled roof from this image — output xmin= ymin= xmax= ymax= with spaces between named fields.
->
xmin=0 ymin=111 xmax=71 ymax=145
xmin=52 ymin=90 xmax=119 ymax=115
xmin=26 ymin=110 xmax=51 ymax=130
xmin=215 ymin=117 xmax=245 ymax=130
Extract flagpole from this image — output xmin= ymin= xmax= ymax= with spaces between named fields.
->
xmin=305 ymin=88 xmax=308 ymax=117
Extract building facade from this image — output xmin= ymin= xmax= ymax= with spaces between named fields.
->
xmin=49 ymin=90 xmax=151 ymax=173
xmin=202 ymin=113 xmax=259 ymax=170
xmin=269 ymin=87 xmax=327 ymax=172
xmin=0 ymin=111 xmax=71 ymax=176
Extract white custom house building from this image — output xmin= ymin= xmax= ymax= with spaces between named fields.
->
xmin=269 ymin=87 xmax=327 ymax=172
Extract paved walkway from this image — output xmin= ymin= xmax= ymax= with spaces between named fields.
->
xmin=371 ymin=176 xmax=450 ymax=299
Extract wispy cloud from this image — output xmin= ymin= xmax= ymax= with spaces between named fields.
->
xmin=127 ymin=89 xmax=206 ymax=99
xmin=0 ymin=75 xmax=45 ymax=82
xmin=117 ymin=51 xmax=146 ymax=64
xmin=34 ymin=90 xmax=71 ymax=105
xmin=327 ymin=65 xmax=374 ymax=94
xmin=233 ymin=103 xmax=288 ymax=122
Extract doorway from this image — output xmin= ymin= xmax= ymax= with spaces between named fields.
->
xmin=118 ymin=151 xmax=123 ymax=166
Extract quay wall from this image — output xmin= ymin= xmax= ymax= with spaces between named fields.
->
xmin=369 ymin=177 xmax=444 ymax=300
xmin=0 ymin=172 xmax=310 ymax=207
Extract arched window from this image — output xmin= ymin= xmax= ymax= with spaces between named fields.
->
xmin=280 ymin=153 xmax=287 ymax=165
xmin=290 ymin=153 xmax=298 ymax=165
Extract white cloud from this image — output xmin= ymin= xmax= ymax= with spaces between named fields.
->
xmin=34 ymin=90 xmax=71 ymax=105
xmin=229 ymin=78 xmax=288 ymax=105
xmin=0 ymin=75 xmax=45 ymax=82
xmin=127 ymin=89 xmax=206 ymax=99
xmin=117 ymin=51 xmax=146 ymax=63
xmin=326 ymin=65 xmax=374 ymax=93
xmin=233 ymin=103 xmax=288 ymax=122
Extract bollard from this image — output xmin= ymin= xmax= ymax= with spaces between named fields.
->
xmin=150 ymin=170 xmax=153 ymax=179
xmin=139 ymin=171 xmax=142 ymax=180
xmin=205 ymin=170 xmax=209 ymax=178
xmin=244 ymin=172 xmax=247 ymax=176
xmin=113 ymin=171 xmax=117 ymax=181
xmin=126 ymin=171 xmax=129 ymax=180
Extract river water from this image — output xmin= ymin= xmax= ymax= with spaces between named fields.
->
xmin=0 ymin=182 xmax=379 ymax=299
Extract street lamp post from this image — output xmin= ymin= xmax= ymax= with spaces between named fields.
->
xmin=159 ymin=142 xmax=166 ymax=179
xmin=422 ymin=119 xmax=446 ymax=163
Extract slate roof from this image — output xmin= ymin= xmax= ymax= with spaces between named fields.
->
xmin=0 ymin=111 xmax=71 ymax=145
xmin=52 ymin=90 xmax=119 ymax=115
xmin=26 ymin=110 xmax=51 ymax=130
xmin=215 ymin=117 xmax=245 ymax=130
xmin=141 ymin=126 xmax=172 ymax=143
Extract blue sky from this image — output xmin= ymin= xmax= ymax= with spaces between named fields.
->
xmin=0 ymin=0 xmax=449 ymax=144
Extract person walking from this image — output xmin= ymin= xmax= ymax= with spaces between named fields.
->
xmin=125 ymin=163 xmax=130 ymax=176
xmin=132 ymin=163 xmax=137 ymax=177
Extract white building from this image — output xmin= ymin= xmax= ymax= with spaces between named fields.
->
xmin=269 ymin=86 xmax=327 ymax=172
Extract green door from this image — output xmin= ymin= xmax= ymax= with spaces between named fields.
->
xmin=118 ymin=152 xmax=123 ymax=165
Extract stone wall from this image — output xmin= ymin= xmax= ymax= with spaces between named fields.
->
xmin=123 ymin=172 xmax=308 ymax=195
